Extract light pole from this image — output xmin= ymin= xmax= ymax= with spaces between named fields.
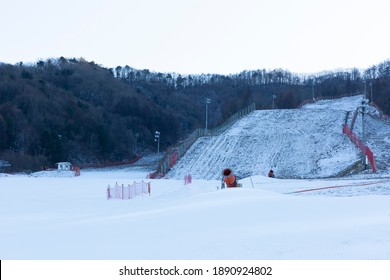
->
xmin=312 ymin=79 xmax=315 ymax=102
xmin=154 ymin=131 xmax=160 ymax=154
xmin=364 ymin=80 xmax=367 ymax=99
xmin=370 ymin=82 xmax=373 ymax=104
xmin=205 ymin=98 xmax=211 ymax=132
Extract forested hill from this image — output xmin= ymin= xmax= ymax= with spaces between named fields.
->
xmin=1 ymin=57 xmax=390 ymax=172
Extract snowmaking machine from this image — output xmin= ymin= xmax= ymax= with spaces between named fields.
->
xmin=221 ymin=168 xmax=242 ymax=188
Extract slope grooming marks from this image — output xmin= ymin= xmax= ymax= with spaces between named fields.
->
xmin=168 ymin=96 xmax=371 ymax=179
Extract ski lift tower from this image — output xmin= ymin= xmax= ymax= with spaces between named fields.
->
xmin=360 ymin=98 xmax=369 ymax=170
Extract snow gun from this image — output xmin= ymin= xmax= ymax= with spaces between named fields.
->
xmin=222 ymin=168 xmax=238 ymax=188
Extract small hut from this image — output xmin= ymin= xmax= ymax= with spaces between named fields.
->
xmin=56 ymin=162 xmax=72 ymax=171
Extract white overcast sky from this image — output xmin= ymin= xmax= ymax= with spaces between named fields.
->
xmin=1 ymin=0 xmax=389 ymax=75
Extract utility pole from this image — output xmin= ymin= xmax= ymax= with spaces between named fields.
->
xmin=312 ymin=79 xmax=315 ymax=102
xmin=205 ymin=98 xmax=211 ymax=132
xmin=272 ymin=95 xmax=276 ymax=109
xmin=370 ymin=82 xmax=373 ymax=104
xmin=154 ymin=131 xmax=160 ymax=154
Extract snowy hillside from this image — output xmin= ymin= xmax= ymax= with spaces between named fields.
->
xmin=167 ymin=95 xmax=390 ymax=180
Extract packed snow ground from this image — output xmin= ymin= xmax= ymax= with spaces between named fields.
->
xmin=1 ymin=95 xmax=390 ymax=260
xmin=1 ymin=168 xmax=390 ymax=260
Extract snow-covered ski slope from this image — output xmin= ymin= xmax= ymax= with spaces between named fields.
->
xmin=168 ymin=95 xmax=390 ymax=180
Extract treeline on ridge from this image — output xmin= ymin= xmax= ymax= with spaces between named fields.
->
xmin=1 ymin=57 xmax=390 ymax=172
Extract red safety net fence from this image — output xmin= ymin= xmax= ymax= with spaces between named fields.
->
xmin=184 ymin=174 xmax=192 ymax=185
xmin=343 ymin=123 xmax=376 ymax=173
xmin=107 ymin=181 xmax=151 ymax=199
